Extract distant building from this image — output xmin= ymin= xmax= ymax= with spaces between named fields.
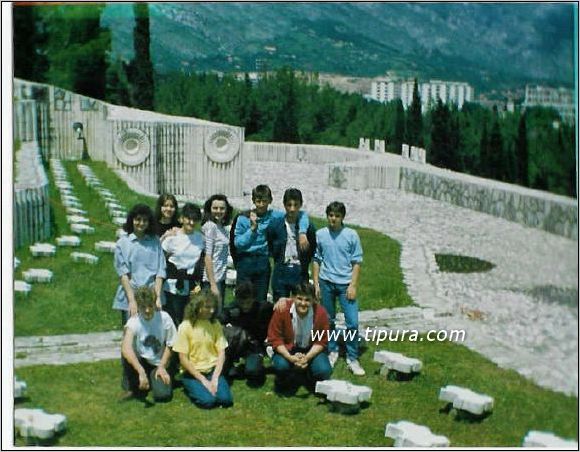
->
xmin=370 ymin=75 xmax=474 ymax=111
xmin=522 ymin=85 xmax=575 ymax=124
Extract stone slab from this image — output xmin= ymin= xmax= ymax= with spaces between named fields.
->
xmin=385 ymin=420 xmax=450 ymax=447
xmin=522 ymin=431 xmax=578 ymax=448
xmin=15 ymin=378 xmax=27 ymax=398
xmin=56 ymin=236 xmax=81 ymax=247
xmin=30 ymin=243 xmax=56 ymax=257
xmin=315 ymin=379 xmax=372 ymax=405
xmin=374 ymin=350 xmax=422 ymax=374
xmin=15 ymin=280 xmax=32 ymax=295
xmin=94 ymin=241 xmax=117 ymax=253
xmin=66 ymin=215 xmax=90 ymax=224
xmin=439 ymin=385 xmax=494 ymax=415
xmin=14 ymin=408 xmax=67 ymax=440
xmin=70 ymin=252 xmax=99 ymax=264
xmin=70 ymin=224 xmax=94 ymax=234
xmin=23 ymin=269 xmax=53 ymax=283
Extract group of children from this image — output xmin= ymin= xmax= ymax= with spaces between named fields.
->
xmin=114 ymin=185 xmax=365 ymax=408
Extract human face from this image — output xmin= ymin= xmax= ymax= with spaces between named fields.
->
xmin=211 ymin=199 xmax=227 ymax=224
xmin=133 ymin=215 xmax=149 ymax=237
xmin=180 ymin=215 xmax=197 ymax=234
xmin=161 ymin=199 xmax=176 ymax=223
xmin=239 ymin=297 xmax=254 ymax=313
xmin=139 ymin=303 xmax=155 ymax=321
xmin=327 ymin=211 xmax=344 ymax=231
xmin=253 ymin=197 xmax=271 ymax=216
xmin=284 ymin=199 xmax=302 ymax=223
xmin=198 ymin=301 xmax=215 ymax=320
xmin=294 ymin=294 xmax=313 ymax=318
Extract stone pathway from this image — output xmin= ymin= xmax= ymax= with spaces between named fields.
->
xmin=15 ymin=160 xmax=578 ymax=398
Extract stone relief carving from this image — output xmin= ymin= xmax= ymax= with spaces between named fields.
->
xmin=114 ymin=127 xmax=151 ymax=166
xmin=204 ymin=127 xmax=240 ymax=163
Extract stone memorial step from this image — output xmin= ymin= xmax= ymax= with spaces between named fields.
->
xmin=62 ymin=199 xmax=82 ymax=209
xmin=66 ymin=215 xmax=90 ymax=224
xmin=14 ymin=378 xmax=27 ymax=398
xmin=112 ymin=216 xmax=126 ymax=226
xmin=106 ymin=201 xmax=123 ymax=210
xmin=522 ymin=431 xmax=578 ymax=448
xmin=374 ymin=350 xmax=423 ymax=375
xmin=70 ymin=224 xmax=95 ymax=234
xmin=94 ymin=241 xmax=117 ymax=253
xmin=55 ymin=182 xmax=73 ymax=190
xmin=14 ymin=408 xmax=67 ymax=442
xmin=61 ymin=195 xmax=80 ymax=203
xmin=56 ymin=236 xmax=81 ymax=247
xmin=23 ymin=269 xmax=53 ymax=283
xmin=15 ymin=257 xmax=21 ymax=269
xmin=65 ymin=207 xmax=87 ymax=216
xmin=385 ymin=420 xmax=450 ymax=447
xmin=315 ymin=379 xmax=372 ymax=413
xmin=70 ymin=252 xmax=99 ymax=264
xmin=15 ymin=280 xmax=32 ymax=295
xmin=439 ymin=385 xmax=494 ymax=416
xmin=30 ymin=243 xmax=56 ymax=257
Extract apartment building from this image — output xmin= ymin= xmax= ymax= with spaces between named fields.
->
xmin=523 ymin=85 xmax=575 ymax=124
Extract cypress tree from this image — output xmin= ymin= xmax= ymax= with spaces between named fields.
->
xmin=406 ymin=78 xmax=423 ymax=147
xmin=515 ymin=113 xmax=529 ymax=186
xmin=130 ymin=3 xmax=154 ymax=110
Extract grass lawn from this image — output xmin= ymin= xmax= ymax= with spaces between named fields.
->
xmin=14 ymin=161 xmax=411 ymax=336
xmin=14 ymin=338 xmax=578 ymax=447
xmin=12 ymin=160 xmax=578 ymax=447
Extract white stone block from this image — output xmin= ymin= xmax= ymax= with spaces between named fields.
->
xmin=385 ymin=420 xmax=450 ymax=447
xmin=96 ymin=188 xmax=114 ymax=197
xmin=94 ymin=241 xmax=117 ymax=253
xmin=374 ymin=350 xmax=422 ymax=374
xmin=402 ymin=144 xmax=409 ymax=159
xmin=70 ymin=224 xmax=95 ymax=234
xmin=522 ymin=431 xmax=578 ymax=448
xmin=61 ymin=199 xmax=82 ymax=209
xmin=71 ymin=252 xmax=99 ymax=264
xmin=23 ymin=269 xmax=53 ymax=283
xmin=55 ymin=182 xmax=73 ymax=190
xmin=106 ymin=201 xmax=123 ymax=210
xmin=116 ymin=228 xmax=127 ymax=239
xmin=112 ymin=216 xmax=126 ymax=226
xmin=58 ymin=187 xmax=73 ymax=196
xmin=66 ymin=215 xmax=90 ymax=224
xmin=225 ymin=269 xmax=237 ymax=286
xmin=65 ymin=207 xmax=87 ymax=216
xmin=15 ymin=378 xmax=27 ymax=398
xmin=315 ymin=379 xmax=372 ymax=405
xmin=30 ymin=243 xmax=56 ymax=257
xmin=15 ymin=280 xmax=32 ymax=295
xmin=439 ymin=385 xmax=494 ymax=415
xmin=56 ymin=235 xmax=81 ymax=247
xmin=227 ymin=254 xmax=234 ymax=268
xmin=14 ymin=408 xmax=67 ymax=440
xmin=15 ymin=257 xmax=21 ymax=269
xmin=86 ymin=178 xmax=103 ymax=187
xmin=61 ymin=195 xmax=80 ymax=203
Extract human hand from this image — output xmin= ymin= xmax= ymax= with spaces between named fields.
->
xmin=155 ymin=295 xmax=162 ymax=310
xmin=154 ymin=366 xmax=170 ymax=385
xmin=273 ymin=298 xmax=289 ymax=312
xmin=346 ymin=284 xmax=357 ymax=301
xmin=249 ymin=211 xmax=258 ymax=231
xmin=314 ymin=283 xmax=320 ymax=300
xmin=128 ymin=301 xmax=138 ymax=317
xmin=298 ymin=233 xmax=309 ymax=252
xmin=138 ymin=370 xmax=150 ymax=390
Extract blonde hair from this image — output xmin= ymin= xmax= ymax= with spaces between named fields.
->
xmin=183 ymin=291 xmax=219 ymax=326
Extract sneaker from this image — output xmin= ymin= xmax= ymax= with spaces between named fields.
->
xmin=346 ymin=358 xmax=366 ymax=376
xmin=328 ymin=351 xmax=339 ymax=368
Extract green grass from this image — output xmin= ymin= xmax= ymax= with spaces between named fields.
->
xmin=14 ymin=161 xmax=411 ymax=336
xmin=14 ymin=339 xmax=578 ymax=447
xmin=435 ymin=254 xmax=495 ymax=273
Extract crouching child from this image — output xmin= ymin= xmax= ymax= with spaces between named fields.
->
xmin=267 ymin=282 xmax=332 ymax=395
xmin=121 ymin=286 xmax=177 ymax=402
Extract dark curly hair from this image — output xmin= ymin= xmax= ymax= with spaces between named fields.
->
xmin=123 ymin=203 xmax=155 ymax=235
xmin=202 ymin=194 xmax=233 ymax=226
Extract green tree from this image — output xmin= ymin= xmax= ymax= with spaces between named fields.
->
xmin=13 ymin=5 xmax=49 ymax=82
xmin=406 ymin=78 xmax=423 ymax=147
xmin=479 ymin=121 xmax=489 ymax=177
xmin=392 ymin=99 xmax=406 ymax=154
xmin=488 ymin=111 xmax=505 ymax=180
xmin=429 ymin=99 xmax=452 ymax=168
xmin=129 ymin=3 xmax=154 ymax=110
xmin=515 ymin=113 xmax=529 ymax=186
xmin=43 ymin=5 xmax=110 ymax=99
xmin=272 ymin=67 xmax=299 ymax=143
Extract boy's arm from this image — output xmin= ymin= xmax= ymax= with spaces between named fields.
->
xmin=346 ymin=263 xmax=361 ymax=301
xmin=297 ymin=211 xmax=310 ymax=251
xmin=154 ymin=345 xmax=172 ymax=384
xmin=312 ymin=261 xmax=321 ymax=299
xmin=233 ymin=214 xmax=257 ymax=250
xmin=121 ymin=327 xmax=150 ymax=390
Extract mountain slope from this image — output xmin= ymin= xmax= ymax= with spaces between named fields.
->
xmin=102 ymin=2 xmax=575 ymax=91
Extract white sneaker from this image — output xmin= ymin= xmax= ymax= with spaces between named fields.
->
xmin=328 ymin=351 xmax=339 ymax=368
xmin=346 ymin=359 xmax=366 ymax=376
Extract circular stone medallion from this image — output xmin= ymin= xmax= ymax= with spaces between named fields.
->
xmin=204 ymin=128 xmax=240 ymax=163
xmin=114 ymin=128 xmax=150 ymax=166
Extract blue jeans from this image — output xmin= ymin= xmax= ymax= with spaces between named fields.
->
xmin=235 ymin=255 xmax=271 ymax=304
xmin=319 ymin=279 xmax=360 ymax=361
xmin=272 ymin=350 xmax=332 ymax=389
xmin=182 ymin=370 xmax=233 ymax=409
xmin=272 ymin=263 xmax=303 ymax=301
xmin=164 ymin=291 xmax=189 ymax=328
xmin=122 ymin=356 xmax=173 ymax=402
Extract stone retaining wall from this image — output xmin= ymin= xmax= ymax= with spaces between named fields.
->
xmin=245 ymin=141 xmax=372 ymax=164
xmin=14 ymin=142 xmax=51 ymax=248
xmin=400 ymin=167 xmax=578 ymax=240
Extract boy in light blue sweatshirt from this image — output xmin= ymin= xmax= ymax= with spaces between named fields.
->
xmin=312 ymin=201 xmax=365 ymax=376
xmin=233 ymin=184 xmax=310 ymax=304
